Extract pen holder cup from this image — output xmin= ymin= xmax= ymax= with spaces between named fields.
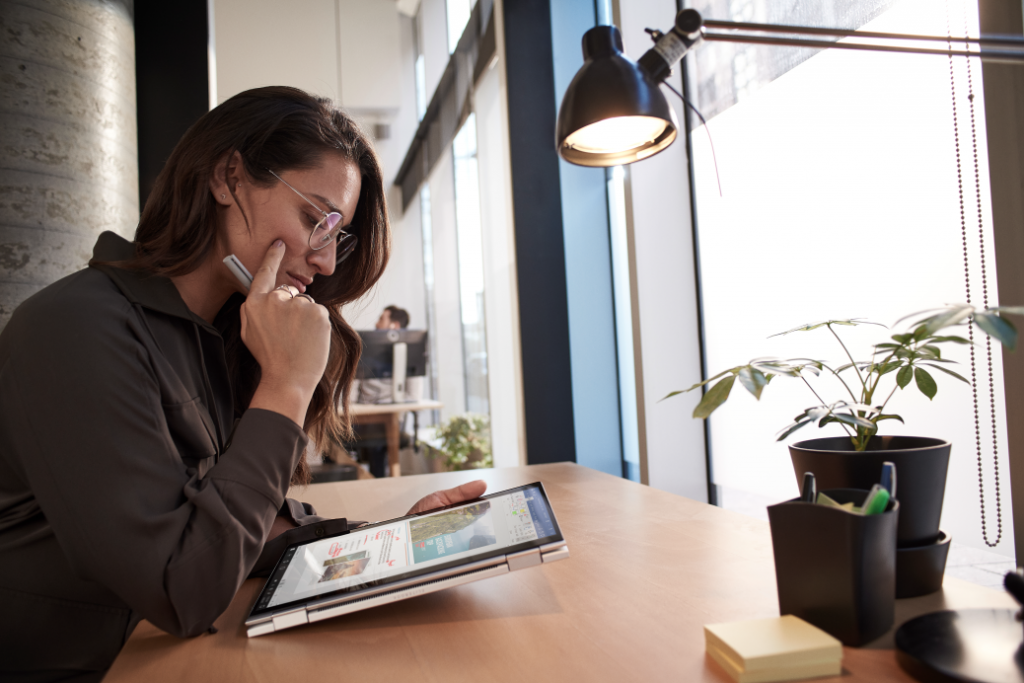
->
xmin=768 ymin=489 xmax=898 ymax=647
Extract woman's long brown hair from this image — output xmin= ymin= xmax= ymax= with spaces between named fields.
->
xmin=127 ymin=86 xmax=389 ymax=484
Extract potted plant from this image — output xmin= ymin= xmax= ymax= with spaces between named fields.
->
xmin=427 ymin=414 xmax=493 ymax=471
xmin=668 ymin=303 xmax=1024 ymax=597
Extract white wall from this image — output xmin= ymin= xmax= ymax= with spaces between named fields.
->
xmin=337 ymin=0 xmax=401 ymax=114
xmin=615 ymin=0 xmax=709 ymax=501
xmin=213 ymin=0 xmax=340 ymax=103
xmin=420 ymin=0 xmax=449 ymax=99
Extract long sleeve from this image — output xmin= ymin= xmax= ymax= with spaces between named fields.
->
xmin=0 ymin=273 xmax=305 ymax=639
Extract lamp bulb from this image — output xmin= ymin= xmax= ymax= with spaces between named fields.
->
xmin=564 ymin=116 xmax=670 ymax=154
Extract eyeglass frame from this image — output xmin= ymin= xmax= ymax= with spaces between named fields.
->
xmin=267 ymin=169 xmax=357 ymax=262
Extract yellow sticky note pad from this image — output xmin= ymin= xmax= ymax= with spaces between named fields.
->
xmin=704 ymin=615 xmax=843 ymax=683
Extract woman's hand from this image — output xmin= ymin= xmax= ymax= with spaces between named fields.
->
xmin=405 ymin=480 xmax=488 ymax=515
xmin=242 ymin=241 xmax=331 ymax=426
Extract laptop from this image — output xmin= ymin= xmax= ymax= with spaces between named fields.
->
xmin=245 ymin=482 xmax=568 ymax=637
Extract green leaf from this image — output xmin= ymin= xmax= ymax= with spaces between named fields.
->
xmin=769 ymin=318 xmax=883 ymax=338
xmin=902 ymin=304 xmax=974 ymax=334
xmin=928 ymin=335 xmax=971 ymax=345
xmin=776 ymin=419 xmax=812 ymax=441
xmin=892 ymin=333 xmax=913 ymax=345
xmin=897 ymin=365 xmax=914 ymax=388
xmin=832 ymin=413 xmax=877 ymax=430
xmin=693 ymin=375 xmax=736 ymax=419
xmin=990 ymin=306 xmax=1024 ymax=316
xmin=800 ymin=364 xmax=822 ymax=377
xmin=750 ymin=358 xmax=818 ymax=378
xmin=660 ymin=368 xmax=737 ymax=401
xmin=922 ymin=345 xmax=941 ymax=358
xmin=914 ymin=367 xmax=938 ymax=400
xmin=875 ymin=414 xmax=905 ymax=423
xmin=804 ymin=407 xmax=832 ymax=422
xmin=877 ymin=361 xmax=902 ymax=376
xmin=973 ymin=312 xmax=1018 ymax=351
xmin=922 ymin=363 xmax=970 ymax=384
xmin=737 ymin=366 xmax=769 ymax=400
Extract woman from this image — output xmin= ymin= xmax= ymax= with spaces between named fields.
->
xmin=0 ymin=86 xmax=483 ymax=682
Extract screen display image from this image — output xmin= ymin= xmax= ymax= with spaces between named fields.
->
xmin=254 ymin=484 xmax=560 ymax=614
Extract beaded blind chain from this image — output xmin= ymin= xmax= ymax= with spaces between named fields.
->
xmin=946 ymin=0 xmax=1003 ymax=547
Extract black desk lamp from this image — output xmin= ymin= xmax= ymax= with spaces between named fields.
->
xmin=555 ymin=8 xmax=1024 ymax=683
xmin=556 ymin=8 xmax=1024 ymax=168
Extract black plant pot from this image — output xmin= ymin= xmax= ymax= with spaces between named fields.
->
xmin=790 ymin=436 xmax=950 ymax=547
xmin=789 ymin=436 xmax=951 ymax=598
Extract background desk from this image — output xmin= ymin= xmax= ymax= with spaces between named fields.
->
xmin=349 ymin=399 xmax=442 ymax=477
xmin=104 ymin=464 xmax=1016 ymax=682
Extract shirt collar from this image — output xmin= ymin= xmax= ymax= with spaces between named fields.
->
xmin=89 ymin=231 xmax=218 ymax=333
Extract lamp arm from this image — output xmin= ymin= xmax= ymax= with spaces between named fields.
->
xmin=701 ymin=32 xmax=1024 ymax=63
xmin=635 ymin=10 xmax=705 ymax=84
xmin=635 ymin=8 xmax=1024 ymax=85
xmin=703 ymin=18 xmax=1024 ymax=47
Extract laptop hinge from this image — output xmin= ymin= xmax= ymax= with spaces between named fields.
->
xmin=247 ymin=620 xmax=276 ymax=638
xmin=506 ymin=547 xmax=541 ymax=571
xmin=272 ymin=609 xmax=309 ymax=631
xmin=542 ymin=546 xmax=570 ymax=563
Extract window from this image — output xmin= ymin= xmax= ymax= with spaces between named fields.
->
xmin=607 ymin=166 xmax=640 ymax=481
xmin=688 ymin=0 xmax=1009 ymax=556
xmin=420 ymin=184 xmax=440 ymax=414
xmin=452 ymin=113 xmax=490 ymax=416
xmin=413 ymin=8 xmax=428 ymax=120
xmin=445 ymin=0 xmax=474 ymax=54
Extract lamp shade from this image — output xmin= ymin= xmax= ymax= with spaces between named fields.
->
xmin=556 ymin=25 xmax=678 ymax=167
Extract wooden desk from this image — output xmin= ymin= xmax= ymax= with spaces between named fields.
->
xmin=349 ymin=399 xmax=442 ymax=477
xmin=104 ymin=464 xmax=1016 ymax=682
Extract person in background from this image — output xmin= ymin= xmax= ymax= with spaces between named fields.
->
xmin=0 ymin=86 xmax=483 ymax=683
xmin=352 ymin=305 xmax=415 ymax=476
xmin=357 ymin=305 xmax=411 ymax=404
xmin=376 ymin=304 xmax=409 ymax=331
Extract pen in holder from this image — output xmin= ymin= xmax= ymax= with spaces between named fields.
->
xmin=768 ymin=488 xmax=898 ymax=647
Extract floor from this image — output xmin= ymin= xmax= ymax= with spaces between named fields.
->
xmin=719 ymin=486 xmax=1016 ymax=590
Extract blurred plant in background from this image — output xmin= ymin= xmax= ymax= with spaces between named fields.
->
xmin=430 ymin=414 xmax=493 ymax=470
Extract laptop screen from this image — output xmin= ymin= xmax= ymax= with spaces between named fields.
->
xmin=251 ymin=483 xmax=562 ymax=616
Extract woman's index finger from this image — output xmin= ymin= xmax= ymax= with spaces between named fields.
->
xmin=249 ymin=240 xmax=286 ymax=294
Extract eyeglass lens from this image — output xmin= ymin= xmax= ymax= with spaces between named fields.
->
xmin=309 ymin=212 xmax=343 ymax=250
xmin=335 ymin=233 xmax=358 ymax=265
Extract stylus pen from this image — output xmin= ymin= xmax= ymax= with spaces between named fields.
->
xmin=800 ymin=472 xmax=816 ymax=503
xmin=880 ymin=461 xmax=896 ymax=499
xmin=223 ymin=254 xmax=253 ymax=291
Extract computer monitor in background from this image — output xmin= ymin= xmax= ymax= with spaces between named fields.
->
xmin=356 ymin=329 xmax=428 ymax=403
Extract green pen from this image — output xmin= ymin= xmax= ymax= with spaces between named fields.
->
xmin=861 ymin=484 xmax=890 ymax=516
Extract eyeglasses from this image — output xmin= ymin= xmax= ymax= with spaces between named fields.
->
xmin=268 ymin=169 xmax=358 ymax=264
